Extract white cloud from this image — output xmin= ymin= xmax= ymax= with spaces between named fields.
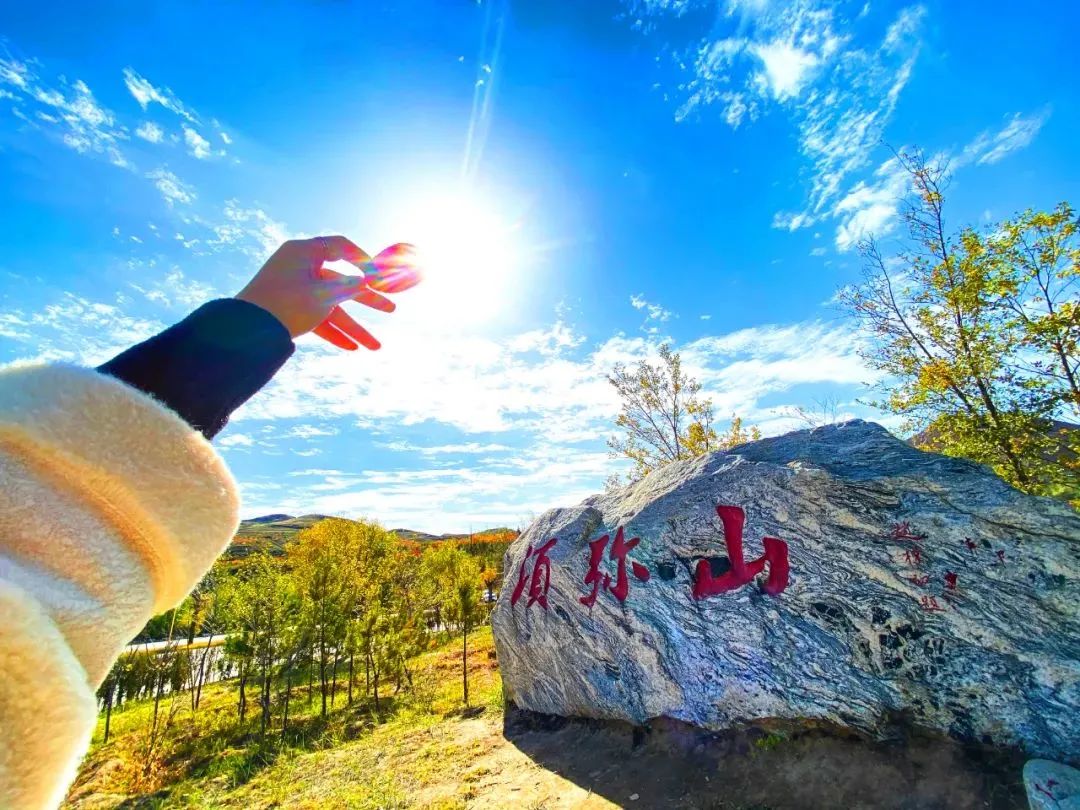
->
xmin=629 ymin=294 xmax=672 ymax=326
xmin=233 ymin=306 xmax=872 ymax=452
xmin=131 ymin=267 xmax=217 ymax=308
xmin=0 ymin=313 xmax=31 ymax=340
xmin=147 ymin=167 xmax=196 ymax=206
xmin=182 ymin=124 xmax=212 ymax=159
xmin=829 ymin=107 xmax=1050 ymax=251
xmin=636 ymin=2 xmax=926 ymax=245
xmin=832 ymin=155 xmax=910 ymax=249
xmin=0 ymin=61 xmax=129 ymax=166
xmin=122 ymin=67 xmax=196 ymax=121
xmin=378 ymin=441 xmax=514 ymax=456
xmin=0 ymin=293 xmax=163 ymax=366
xmin=507 ymin=321 xmax=585 ymax=356
xmin=883 ymin=4 xmax=925 ymax=52
xmin=286 ymin=424 xmax=340 ymax=439
xmin=722 ymin=91 xmax=750 ymax=127
xmin=750 ymin=39 xmax=821 ymax=100
xmin=0 ymin=56 xmax=31 ymax=89
xmin=211 ymin=201 xmax=291 ymax=256
xmin=218 ymin=433 xmax=255 ymax=448
xmin=236 ymin=319 xmax=878 ymax=531
xmin=135 ymin=121 xmax=164 ymax=143
xmin=964 ymin=109 xmax=1050 ymax=166
xmin=247 ymin=445 xmax=618 ymax=532
xmin=772 ymin=210 xmax=812 ymax=231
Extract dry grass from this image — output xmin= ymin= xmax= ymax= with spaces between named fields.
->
xmin=64 ymin=627 xmax=504 ymax=809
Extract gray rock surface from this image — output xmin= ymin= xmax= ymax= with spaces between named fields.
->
xmin=492 ymin=421 xmax=1080 ymax=760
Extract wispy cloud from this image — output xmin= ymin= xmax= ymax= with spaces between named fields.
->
xmin=0 ymin=54 xmax=130 ymax=167
xmin=832 ymin=106 xmax=1051 ymax=249
xmin=631 ymin=1 xmax=926 ymax=245
xmin=286 ymin=424 xmax=340 ymax=439
xmin=378 ymin=441 xmax=515 ymax=456
xmin=135 ymin=121 xmax=164 ymax=143
xmin=630 ymin=293 xmax=673 ymax=331
xmin=182 ymin=124 xmax=212 ymax=159
xmin=0 ymin=293 xmax=164 ymax=366
xmin=211 ymin=201 xmax=292 ymax=256
xmin=122 ymin=67 xmax=197 ymax=122
xmin=218 ymin=433 xmax=255 ymax=448
xmin=963 ymin=109 xmax=1051 ymax=166
xmin=832 ymin=155 xmax=910 ymax=249
xmin=147 ymin=167 xmax=196 ymax=206
xmin=632 ymin=3 xmax=1051 ymax=252
xmin=131 ymin=267 xmax=218 ymax=308
xmin=232 ymin=307 xmax=871 ymax=457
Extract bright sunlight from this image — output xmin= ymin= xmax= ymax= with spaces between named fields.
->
xmin=388 ymin=187 xmax=523 ymax=321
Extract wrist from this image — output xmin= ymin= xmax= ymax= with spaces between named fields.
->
xmin=233 ymin=293 xmax=295 ymax=338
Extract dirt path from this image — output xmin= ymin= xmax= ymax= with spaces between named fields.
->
xmin=431 ymin=710 xmax=1028 ymax=810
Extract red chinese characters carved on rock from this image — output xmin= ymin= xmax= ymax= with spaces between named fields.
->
xmin=692 ymin=505 xmax=790 ymax=599
xmin=510 ymin=537 xmax=558 ymax=610
xmin=890 ymin=521 xmax=927 ymax=542
xmin=920 ymin=595 xmax=945 ymax=612
xmin=579 ymin=526 xmax=651 ymax=607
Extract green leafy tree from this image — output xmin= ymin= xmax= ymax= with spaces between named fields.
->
xmin=717 ymin=415 xmax=762 ymax=449
xmin=841 ymin=149 xmax=1079 ymax=500
xmin=457 ymin=578 xmax=478 ymax=707
xmin=231 ymin=552 xmax=294 ymax=734
xmin=420 ymin=543 xmax=482 ymax=706
xmin=290 ymin=519 xmax=358 ymax=718
xmin=607 ymin=344 xmax=759 ymax=482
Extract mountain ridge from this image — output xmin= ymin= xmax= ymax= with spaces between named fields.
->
xmin=230 ymin=513 xmax=516 ymax=558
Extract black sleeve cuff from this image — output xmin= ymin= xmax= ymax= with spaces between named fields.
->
xmin=98 ymin=299 xmax=294 ymax=439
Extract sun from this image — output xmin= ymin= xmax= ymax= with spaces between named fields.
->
xmin=393 ymin=188 xmax=522 ymax=321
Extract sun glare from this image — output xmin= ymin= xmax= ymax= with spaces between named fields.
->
xmin=388 ymin=189 xmax=522 ymax=322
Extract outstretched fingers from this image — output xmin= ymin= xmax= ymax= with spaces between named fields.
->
xmin=313 ymin=321 xmax=358 ymax=351
xmin=319 ymin=268 xmax=396 ymax=312
xmin=327 ymin=306 xmax=381 ymax=351
xmin=316 ymin=235 xmax=372 ymax=266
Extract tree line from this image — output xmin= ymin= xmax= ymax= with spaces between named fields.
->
xmin=96 ymin=519 xmax=513 ymax=746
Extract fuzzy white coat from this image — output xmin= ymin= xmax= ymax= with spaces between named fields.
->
xmin=0 ymin=364 xmax=239 ymax=809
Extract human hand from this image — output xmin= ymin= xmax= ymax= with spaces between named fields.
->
xmin=235 ymin=236 xmax=421 ymax=351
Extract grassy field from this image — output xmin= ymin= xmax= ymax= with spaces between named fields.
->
xmin=64 ymin=627 xmax=507 ymax=809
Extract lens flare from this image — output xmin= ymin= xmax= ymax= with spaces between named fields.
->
xmin=364 ymin=243 xmax=423 ymax=294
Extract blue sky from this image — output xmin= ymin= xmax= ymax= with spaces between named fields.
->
xmin=1 ymin=1 xmax=1076 ymax=532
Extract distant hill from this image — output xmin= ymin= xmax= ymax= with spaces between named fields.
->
xmin=228 ymin=514 xmax=339 ymax=559
xmin=228 ymin=514 xmax=518 ymax=559
xmin=390 ymin=527 xmax=518 ymax=543
xmin=241 ymin=513 xmax=293 ymax=525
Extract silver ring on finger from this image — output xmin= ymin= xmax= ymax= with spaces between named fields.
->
xmin=310 ymin=236 xmax=329 ymax=279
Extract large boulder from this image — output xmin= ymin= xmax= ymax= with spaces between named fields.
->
xmin=492 ymin=421 xmax=1080 ymax=760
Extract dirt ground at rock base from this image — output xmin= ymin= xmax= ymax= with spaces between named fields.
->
xmin=460 ymin=708 xmax=1030 ymax=810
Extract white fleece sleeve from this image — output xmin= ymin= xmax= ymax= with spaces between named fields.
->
xmin=0 ymin=364 xmax=239 ymax=809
